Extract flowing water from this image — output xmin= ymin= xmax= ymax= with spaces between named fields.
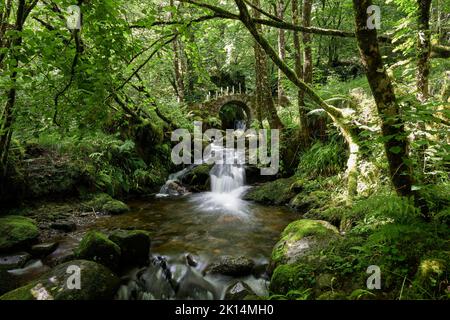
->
xmin=8 ymin=140 xmax=298 ymax=299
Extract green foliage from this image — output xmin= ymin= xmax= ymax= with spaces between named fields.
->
xmin=296 ymin=138 xmax=347 ymax=178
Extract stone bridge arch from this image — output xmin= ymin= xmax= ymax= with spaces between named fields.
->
xmin=194 ymin=93 xmax=256 ymax=127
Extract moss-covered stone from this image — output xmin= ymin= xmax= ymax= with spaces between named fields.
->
xmin=0 ymin=260 xmax=120 ymax=300
xmin=243 ymin=177 xmax=296 ymax=205
xmin=182 ymin=164 xmax=212 ymax=191
xmin=75 ymin=231 xmax=121 ymax=270
xmin=101 ymin=199 xmax=129 ymax=215
xmin=271 ymin=219 xmax=339 ymax=266
xmin=289 ymin=190 xmax=329 ymax=212
xmin=84 ymin=193 xmax=129 ymax=215
xmin=0 ymin=216 xmax=39 ymax=253
xmin=108 ymin=229 xmax=150 ymax=266
xmin=269 ymin=263 xmax=314 ymax=295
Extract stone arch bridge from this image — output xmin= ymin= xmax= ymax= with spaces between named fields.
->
xmin=193 ymin=92 xmax=256 ymax=124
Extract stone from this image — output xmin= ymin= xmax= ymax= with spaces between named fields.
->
xmin=108 ymin=229 xmax=150 ymax=266
xmin=271 ymin=219 xmax=339 ymax=267
xmin=30 ymin=242 xmax=59 ymax=257
xmin=243 ymin=177 xmax=296 ymax=205
xmin=0 ymin=216 xmax=39 ymax=253
xmin=206 ymin=255 xmax=255 ymax=276
xmin=0 ymin=260 xmax=120 ymax=300
xmin=0 ymin=252 xmax=32 ymax=269
xmin=181 ymin=164 xmax=212 ymax=191
xmin=50 ymin=221 xmax=76 ymax=232
xmin=224 ymin=281 xmax=255 ymax=300
xmin=75 ymin=231 xmax=121 ymax=271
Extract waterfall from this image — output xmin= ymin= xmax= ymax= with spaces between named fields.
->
xmin=210 ymin=145 xmax=245 ymax=193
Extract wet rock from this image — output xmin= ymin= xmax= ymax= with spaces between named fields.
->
xmin=0 ymin=252 xmax=32 ymax=295
xmin=0 ymin=216 xmax=39 ymax=253
xmin=225 ymin=281 xmax=255 ymax=300
xmin=0 ymin=260 xmax=120 ymax=300
xmin=75 ymin=231 xmax=121 ymax=271
xmin=162 ymin=180 xmax=190 ymax=196
xmin=0 ymin=252 xmax=31 ymax=269
xmin=50 ymin=221 xmax=76 ymax=232
xmin=108 ymin=229 xmax=150 ymax=267
xmin=176 ymin=267 xmax=218 ymax=299
xmin=30 ymin=242 xmax=58 ymax=257
xmin=186 ymin=253 xmax=198 ymax=267
xmin=206 ymin=255 xmax=255 ymax=276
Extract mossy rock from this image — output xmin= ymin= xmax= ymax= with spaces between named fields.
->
xmin=0 ymin=260 xmax=120 ymax=300
xmin=84 ymin=193 xmax=129 ymax=215
xmin=269 ymin=263 xmax=315 ymax=295
xmin=102 ymin=200 xmax=129 ymax=215
xmin=0 ymin=216 xmax=39 ymax=253
xmin=75 ymin=231 xmax=121 ymax=271
xmin=271 ymin=219 xmax=339 ymax=267
xmin=108 ymin=229 xmax=151 ymax=266
xmin=182 ymin=164 xmax=212 ymax=191
xmin=243 ymin=177 xmax=296 ymax=205
xmin=289 ymin=190 xmax=329 ymax=212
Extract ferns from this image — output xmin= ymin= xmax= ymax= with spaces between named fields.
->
xmin=296 ymin=138 xmax=347 ymax=178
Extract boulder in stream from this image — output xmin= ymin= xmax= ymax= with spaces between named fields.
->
xmin=75 ymin=231 xmax=121 ymax=271
xmin=108 ymin=229 xmax=151 ymax=266
xmin=205 ymin=255 xmax=255 ymax=277
xmin=224 ymin=281 xmax=255 ymax=300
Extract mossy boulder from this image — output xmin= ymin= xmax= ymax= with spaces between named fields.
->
xmin=108 ymin=229 xmax=151 ymax=266
xmin=75 ymin=231 xmax=121 ymax=270
xmin=182 ymin=164 xmax=212 ymax=191
xmin=101 ymin=200 xmax=129 ymax=215
xmin=269 ymin=263 xmax=315 ymax=295
xmin=84 ymin=193 xmax=129 ymax=215
xmin=243 ymin=177 xmax=295 ymax=205
xmin=0 ymin=216 xmax=39 ymax=253
xmin=289 ymin=190 xmax=329 ymax=212
xmin=0 ymin=260 xmax=120 ymax=300
xmin=271 ymin=219 xmax=339 ymax=267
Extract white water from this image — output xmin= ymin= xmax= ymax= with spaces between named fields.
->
xmin=159 ymin=121 xmax=250 ymax=215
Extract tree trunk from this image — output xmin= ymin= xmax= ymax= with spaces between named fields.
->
xmin=252 ymin=0 xmax=283 ymax=129
xmin=236 ymin=0 xmax=359 ymax=198
xmin=170 ymin=0 xmax=185 ymax=103
xmin=0 ymin=0 xmax=26 ymax=176
xmin=292 ymin=0 xmax=310 ymax=146
xmin=352 ymin=0 xmax=414 ymax=198
xmin=276 ymin=0 xmax=285 ymax=103
xmin=416 ymin=0 xmax=432 ymax=102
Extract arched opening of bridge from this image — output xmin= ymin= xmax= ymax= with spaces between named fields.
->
xmin=219 ymin=101 xmax=251 ymax=130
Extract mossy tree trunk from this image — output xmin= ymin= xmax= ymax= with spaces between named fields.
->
xmin=235 ymin=0 xmax=360 ymax=198
xmin=352 ymin=0 xmax=415 ymax=198
xmin=252 ymin=0 xmax=284 ymax=130
xmin=276 ymin=0 xmax=286 ymax=103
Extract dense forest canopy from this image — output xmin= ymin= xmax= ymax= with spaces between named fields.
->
xmin=0 ymin=0 xmax=449 ymax=302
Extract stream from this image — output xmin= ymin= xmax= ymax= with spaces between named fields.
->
xmin=9 ymin=139 xmax=298 ymax=299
